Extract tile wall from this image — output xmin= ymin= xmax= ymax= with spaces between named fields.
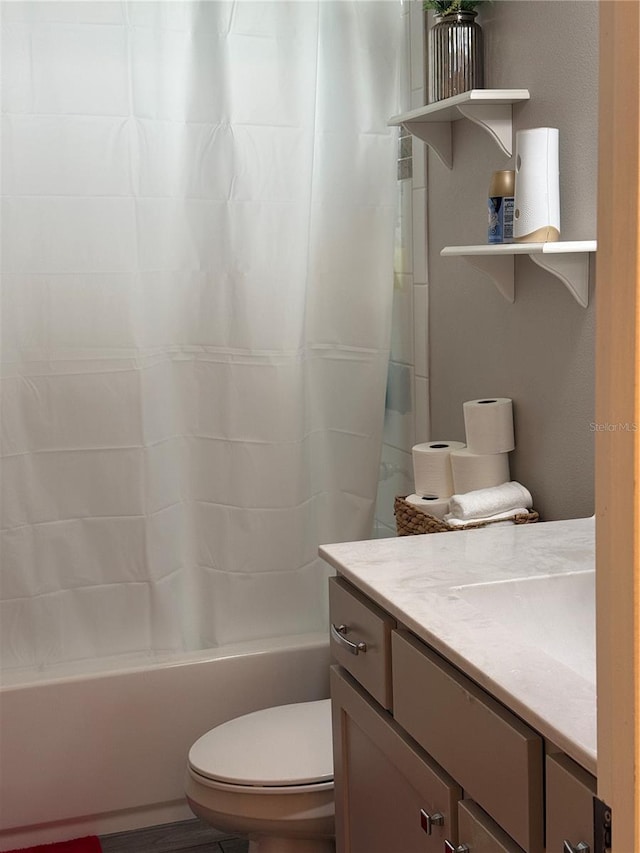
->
xmin=374 ymin=0 xmax=429 ymax=538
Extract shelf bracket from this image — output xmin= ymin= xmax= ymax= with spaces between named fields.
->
xmin=460 ymin=254 xmax=515 ymax=302
xmin=457 ymin=103 xmax=515 ymax=158
xmin=528 ymin=251 xmax=590 ymax=307
xmin=402 ymin=120 xmax=452 ymax=169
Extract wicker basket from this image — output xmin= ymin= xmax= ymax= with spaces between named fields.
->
xmin=394 ymin=495 xmax=539 ymax=537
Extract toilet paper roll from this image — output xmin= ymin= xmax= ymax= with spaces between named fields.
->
xmin=450 ymin=448 xmax=511 ymax=494
xmin=405 ymin=494 xmax=450 ymax=520
xmin=463 ymin=398 xmax=515 ymax=454
xmin=412 ymin=441 xmax=466 ymax=499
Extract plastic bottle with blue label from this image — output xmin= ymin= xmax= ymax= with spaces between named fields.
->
xmin=488 ymin=170 xmax=515 ymax=244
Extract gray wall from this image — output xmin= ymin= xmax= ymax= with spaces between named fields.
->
xmin=428 ymin=1 xmax=598 ymax=521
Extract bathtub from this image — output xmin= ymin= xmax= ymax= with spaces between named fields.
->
xmin=0 ymin=632 xmax=331 ymax=852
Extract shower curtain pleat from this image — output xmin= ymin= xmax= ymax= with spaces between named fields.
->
xmin=0 ymin=0 xmax=402 ymax=672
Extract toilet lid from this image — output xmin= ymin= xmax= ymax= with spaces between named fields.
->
xmin=188 ymin=699 xmax=333 ymax=787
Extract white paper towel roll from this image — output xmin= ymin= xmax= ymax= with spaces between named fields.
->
xmin=450 ymin=448 xmax=511 ymax=494
xmin=405 ymin=493 xmax=450 ymax=520
xmin=412 ymin=441 xmax=466 ymax=498
xmin=463 ymin=398 xmax=515 ymax=454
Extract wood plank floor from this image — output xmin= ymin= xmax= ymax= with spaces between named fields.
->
xmin=100 ymin=818 xmax=249 ymax=853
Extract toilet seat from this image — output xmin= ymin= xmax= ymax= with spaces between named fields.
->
xmin=188 ymin=769 xmax=334 ymax=796
xmin=188 ymin=699 xmax=333 ymax=790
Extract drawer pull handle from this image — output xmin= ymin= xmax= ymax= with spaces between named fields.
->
xmin=444 ymin=842 xmax=469 ymax=853
xmin=563 ymin=843 xmax=590 ymax=853
xmin=420 ymin=809 xmax=444 ymax=835
xmin=330 ymin=623 xmax=367 ymax=655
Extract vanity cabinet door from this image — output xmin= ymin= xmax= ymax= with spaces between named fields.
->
xmin=392 ymin=629 xmax=544 ymax=853
xmin=331 ymin=665 xmax=462 ymax=853
xmin=329 ymin=576 xmax=395 ymax=710
xmin=454 ymin=799 xmax=526 ymax=853
xmin=545 ymin=752 xmax=596 ymax=852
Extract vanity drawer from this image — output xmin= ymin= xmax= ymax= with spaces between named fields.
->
xmin=392 ymin=630 xmax=543 ymax=853
xmin=329 ymin=576 xmax=395 ymax=710
xmin=545 ymin=752 xmax=596 ymax=853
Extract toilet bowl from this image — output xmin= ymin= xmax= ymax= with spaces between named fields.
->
xmin=185 ymin=698 xmax=335 ymax=853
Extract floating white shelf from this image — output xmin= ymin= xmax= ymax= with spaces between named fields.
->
xmin=388 ymin=89 xmax=530 ymax=168
xmin=440 ymin=241 xmax=597 ymax=307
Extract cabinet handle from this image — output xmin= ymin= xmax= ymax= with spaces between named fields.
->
xmin=563 ymin=843 xmax=590 ymax=853
xmin=420 ymin=809 xmax=444 ymax=835
xmin=330 ymin=623 xmax=367 ymax=655
xmin=444 ymin=842 xmax=469 ymax=853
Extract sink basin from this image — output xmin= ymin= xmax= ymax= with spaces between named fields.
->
xmin=452 ymin=571 xmax=595 ymax=683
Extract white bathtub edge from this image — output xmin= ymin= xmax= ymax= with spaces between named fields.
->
xmin=1 ymin=631 xmax=330 ymax=690
xmin=0 ymin=800 xmax=203 ymax=852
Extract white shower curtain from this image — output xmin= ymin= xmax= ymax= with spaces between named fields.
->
xmin=0 ymin=0 xmax=401 ymax=672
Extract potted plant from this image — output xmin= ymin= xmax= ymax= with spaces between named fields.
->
xmin=424 ymin=1 xmax=485 ymax=12
xmin=424 ymin=0 xmax=486 ymax=103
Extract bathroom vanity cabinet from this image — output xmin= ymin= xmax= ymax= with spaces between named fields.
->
xmin=322 ymin=519 xmax=597 ymax=853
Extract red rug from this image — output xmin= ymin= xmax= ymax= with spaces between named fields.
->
xmin=4 ymin=838 xmax=101 ymax=853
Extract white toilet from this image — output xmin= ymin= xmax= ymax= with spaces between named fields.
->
xmin=185 ymin=698 xmax=335 ymax=853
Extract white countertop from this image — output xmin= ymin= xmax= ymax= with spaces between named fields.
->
xmin=319 ymin=517 xmax=596 ymax=776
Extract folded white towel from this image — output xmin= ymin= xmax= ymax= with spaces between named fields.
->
xmin=444 ymin=507 xmax=529 ymax=528
xmin=446 ymin=481 xmax=533 ymax=521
